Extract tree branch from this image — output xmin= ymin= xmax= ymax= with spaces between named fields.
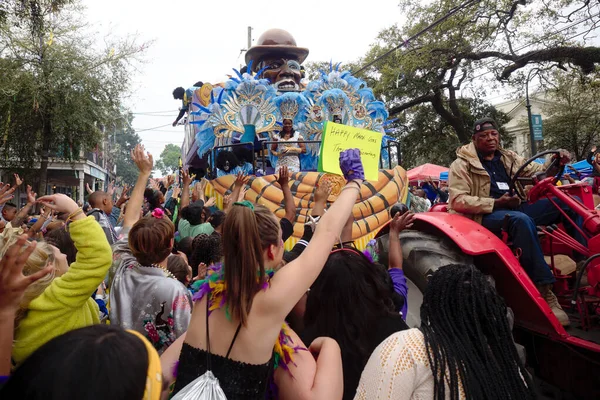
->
xmin=499 ymin=46 xmax=600 ymax=79
xmin=388 ymin=93 xmax=436 ymax=116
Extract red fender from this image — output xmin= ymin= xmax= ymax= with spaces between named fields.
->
xmin=388 ymin=212 xmax=600 ymax=353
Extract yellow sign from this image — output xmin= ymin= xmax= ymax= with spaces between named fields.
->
xmin=318 ymin=121 xmax=383 ymax=181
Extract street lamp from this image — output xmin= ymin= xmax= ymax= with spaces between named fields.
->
xmin=525 ymin=68 xmax=539 ymax=156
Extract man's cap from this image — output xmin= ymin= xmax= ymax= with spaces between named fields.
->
xmin=473 ymin=117 xmax=498 ymax=134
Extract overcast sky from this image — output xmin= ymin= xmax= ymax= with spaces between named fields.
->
xmin=83 ymin=0 xmax=405 ymax=160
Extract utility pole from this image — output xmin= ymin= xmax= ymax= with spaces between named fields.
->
xmin=525 ymin=68 xmax=538 ymax=157
xmin=239 ymin=26 xmax=253 ymax=68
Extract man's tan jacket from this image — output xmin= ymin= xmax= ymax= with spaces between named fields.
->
xmin=448 ymin=142 xmax=543 ymax=224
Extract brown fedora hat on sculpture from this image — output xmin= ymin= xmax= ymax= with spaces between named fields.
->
xmin=245 ymin=28 xmax=309 ymax=72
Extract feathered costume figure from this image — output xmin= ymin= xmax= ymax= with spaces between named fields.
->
xmin=193 ymin=63 xmax=278 ymax=160
xmin=192 ymin=61 xmax=390 ymax=172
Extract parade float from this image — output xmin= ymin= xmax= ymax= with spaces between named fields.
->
xmin=178 ymin=29 xmax=600 ymax=397
xmin=180 ymin=28 xmax=404 ymax=250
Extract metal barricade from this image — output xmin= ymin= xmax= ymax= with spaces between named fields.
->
xmin=380 ymin=140 xmax=401 ymax=169
xmin=261 ymin=140 xmax=322 ymax=172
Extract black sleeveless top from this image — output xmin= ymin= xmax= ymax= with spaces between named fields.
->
xmin=173 ymin=299 xmax=273 ymax=399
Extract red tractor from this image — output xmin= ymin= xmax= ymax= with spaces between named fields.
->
xmin=376 ymin=151 xmax=600 ymax=399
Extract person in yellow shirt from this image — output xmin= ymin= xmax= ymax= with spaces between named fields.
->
xmin=4 ymin=193 xmax=112 ymax=365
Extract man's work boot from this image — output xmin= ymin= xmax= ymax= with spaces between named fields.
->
xmin=537 ymin=284 xmax=570 ymax=326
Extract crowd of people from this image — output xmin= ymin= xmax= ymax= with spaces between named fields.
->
xmin=0 ymin=142 xmax=538 ymax=400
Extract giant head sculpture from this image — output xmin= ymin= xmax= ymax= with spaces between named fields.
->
xmin=245 ymin=29 xmax=309 ymax=93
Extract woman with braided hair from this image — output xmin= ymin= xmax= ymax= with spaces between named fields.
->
xmin=355 ymin=264 xmax=536 ymax=400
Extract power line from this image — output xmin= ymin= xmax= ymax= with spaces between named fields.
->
xmin=132 ymin=109 xmax=178 ymax=115
xmin=139 ymin=130 xmax=185 ymax=133
xmin=353 ymin=0 xmax=481 ymax=75
xmin=468 ymin=12 xmax=600 ymax=81
xmin=134 ymin=123 xmax=173 ymax=132
xmin=131 ymin=114 xmax=174 ymax=117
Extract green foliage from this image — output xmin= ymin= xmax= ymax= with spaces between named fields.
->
xmin=303 ymin=61 xmax=361 ymax=82
xmin=155 ymin=144 xmax=181 ymax=176
xmin=355 ymin=0 xmax=600 ymax=144
xmin=391 ymin=98 xmax=511 ymax=168
xmin=112 ymin=112 xmax=142 ymax=185
xmin=0 ymin=0 xmax=149 ymax=194
xmin=541 ymin=69 xmax=600 ymax=160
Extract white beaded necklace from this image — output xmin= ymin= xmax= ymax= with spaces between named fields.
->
xmin=150 ymin=263 xmax=176 ymax=280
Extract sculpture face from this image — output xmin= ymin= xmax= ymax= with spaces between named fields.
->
xmin=259 ymin=58 xmax=302 ymax=92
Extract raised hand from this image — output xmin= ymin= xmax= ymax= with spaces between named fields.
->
xmin=37 ymin=194 xmax=80 ymax=216
xmin=199 ymin=178 xmax=208 ymax=191
xmin=107 ymin=180 xmax=116 ymax=197
xmin=0 ymin=235 xmax=53 ymax=314
xmin=85 ymin=182 xmax=94 ymax=195
xmin=223 ymin=194 xmax=232 ymax=210
xmin=315 ymin=180 xmax=332 ymax=204
xmin=205 ymin=197 xmax=216 ymax=207
xmin=277 ymin=166 xmax=290 ymax=187
xmin=592 ymin=145 xmax=597 ymax=153
xmin=0 ymin=183 xmax=15 ymax=206
xmin=26 ymin=185 xmax=36 ymax=205
xmin=166 ymin=174 xmax=175 ymax=188
xmin=389 ymin=211 xmax=415 ymax=233
xmin=13 ymin=174 xmax=23 ymax=187
xmin=181 ymin=169 xmax=194 ymax=187
xmin=234 ymin=171 xmax=249 ymax=189
xmin=41 ymin=206 xmax=52 ymax=219
xmin=172 ymin=187 xmax=181 ymax=199
xmin=131 ymin=144 xmax=153 ymax=175
xmin=339 ymin=148 xmax=365 ymax=182
xmin=116 ymin=184 xmax=130 ymax=207
xmin=238 ymin=186 xmax=248 ymax=201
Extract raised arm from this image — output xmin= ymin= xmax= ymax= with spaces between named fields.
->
xmin=123 ymin=145 xmax=153 ymax=229
xmin=339 ymin=212 xmax=354 ymax=243
xmin=36 ymin=194 xmax=112 ymax=309
xmin=267 ymin=149 xmax=364 ymax=319
xmin=0 ymin=236 xmax=52 ymax=375
xmin=27 ymin=207 xmax=51 ymax=237
xmin=12 ymin=185 xmax=36 ymax=228
xmin=228 ymin=172 xmax=249 ymax=212
xmin=196 ymin=179 xmax=208 ymax=203
xmin=180 ymin=169 xmax=193 ymax=210
xmin=277 ymin=166 xmax=296 ymax=222
xmin=311 ymin=180 xmax=331 ymax=217
xmin=388 ymin=211 xmax=415 ymax=270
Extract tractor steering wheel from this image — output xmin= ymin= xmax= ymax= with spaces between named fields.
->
xmin=510 ymin=150 xmax=565 ymax=201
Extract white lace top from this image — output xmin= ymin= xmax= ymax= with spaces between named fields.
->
xmin=354 ymin=328 xmax=466 ymax=400
xmin=275 ymin=132 xmax=303 ymax=173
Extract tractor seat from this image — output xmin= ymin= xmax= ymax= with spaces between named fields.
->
xmin=430 ymin=203 xmax=448 ymax=212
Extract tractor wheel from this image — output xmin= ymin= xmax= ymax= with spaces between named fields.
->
xmin=376 ymin=229 xmax=473 ymax=328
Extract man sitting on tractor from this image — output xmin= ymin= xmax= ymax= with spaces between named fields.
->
xmin=448 ymin=117 xmax=576 ymax=326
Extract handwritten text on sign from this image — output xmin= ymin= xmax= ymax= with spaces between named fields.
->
xmin=318 ymin=121 xmax=382 ymax=181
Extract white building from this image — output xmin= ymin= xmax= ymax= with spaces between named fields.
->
xmin=493 ymin=91 xmax=553 ymax=157
xmin=0 ymin=137 xmax=116 ymax=206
